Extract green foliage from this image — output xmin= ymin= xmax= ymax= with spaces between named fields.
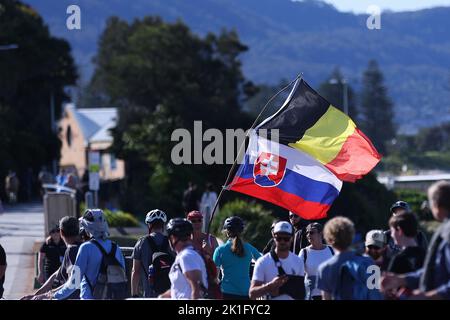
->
xmin=394 ymin=189 xmax=432 ymax=221
xmin=0 ymin=0 xmax=77 ymax=199
xmin=86 ymin=16 xmax=255 ymax=214
xmin=210 ymin=199 xmax=275 ymax=251
xmin=103 ymin=209 xmax=140 ymax=228
xmin=360 ymin=60 xmax=395 ymax=155
xmin=79 ymin=202 xmax=140 ymax=227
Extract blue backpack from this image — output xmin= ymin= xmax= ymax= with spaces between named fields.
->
xmin=334 ymin=254 xmax=382 ymax=300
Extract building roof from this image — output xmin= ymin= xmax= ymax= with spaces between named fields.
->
xmin=65 ymin=103 xmax=118 ymax=145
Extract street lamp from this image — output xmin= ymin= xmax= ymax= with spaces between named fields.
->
xmin=329 ymin=78 xmax=349 ymax=115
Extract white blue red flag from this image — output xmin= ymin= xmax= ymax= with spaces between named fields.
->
xmin=229 ymin=133 xmax=342 ymax=219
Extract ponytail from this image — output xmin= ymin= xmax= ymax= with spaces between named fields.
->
xmin=231 ymin=233 xmax=245 ymax=257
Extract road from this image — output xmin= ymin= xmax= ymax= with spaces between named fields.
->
xmin=0 ymin=202 xmax=44 ymax=299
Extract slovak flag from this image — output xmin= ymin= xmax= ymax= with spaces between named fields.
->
xmin=229 ymin=133 xmax=342 ymax=220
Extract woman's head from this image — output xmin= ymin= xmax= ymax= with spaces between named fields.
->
xmin=223 ymin=216 xmax=245 ymax=257
xmin=306 ymin=222 xmax=323 ymax=246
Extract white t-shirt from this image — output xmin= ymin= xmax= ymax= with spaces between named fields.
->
xmin=298 ymin=245 xmax=334 ymax=297
xmin=252 ymin=251 xmax=304 ymax=300
xmin=169 ymin=246 xmax=208 ymax=299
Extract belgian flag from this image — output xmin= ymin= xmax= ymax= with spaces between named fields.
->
xmin=257 ymin=79 xmax=381 ymax=182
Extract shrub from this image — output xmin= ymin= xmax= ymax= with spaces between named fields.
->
xmin=210 ymin=199 xmax=275 ymax=251
xmin=79 ymin=202 xmax=140 ymax=227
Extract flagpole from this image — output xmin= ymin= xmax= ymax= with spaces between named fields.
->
xmin=206 ymin=73 xmax=303 ymax=234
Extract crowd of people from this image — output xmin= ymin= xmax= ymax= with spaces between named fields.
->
xmin=0 ymin=180 xmax=447 ymax=300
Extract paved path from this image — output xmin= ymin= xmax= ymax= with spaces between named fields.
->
xmin=0 ymin=202 xmax=44 ymax=299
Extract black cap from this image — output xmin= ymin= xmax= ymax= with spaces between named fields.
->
xmin=223 ymin=216 xmax=244 ymax=233
xmin=166 ymin=218 xmax=193 ymax=238
xmin=390 ymin=201 xmax=411 ymax=214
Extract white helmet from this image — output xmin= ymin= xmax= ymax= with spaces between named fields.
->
xmin=145 ymin=209 xmax=167 ymax=225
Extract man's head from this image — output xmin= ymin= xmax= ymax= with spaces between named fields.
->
xmin=389 ymin=212 xmax=419 ymax=246
xmin=166 ymin=218 xmax=193 ymax=252
xmin=288 ymin=211 xmax=301 ymax=228
xmin=272 ymin=221 xmax=293 ymax=252
xmin=187 ymin=210 xmax=203 ymax=233
xmin=306 ymin=222 xmax=324 ymax=246
xmin=323 ymin=216 xmax=355 ymax=252
xmin=427 ymin=181 xmax=450 ymax=222
xmin=390 ymin=201 xmax=411 ymax=216
xmin=145 ymin=209 xmax=167 ymax=233
xmin=59 ymin=216 xmax=79 ymax=243
xmin=365 ymin=230 xmax=386 ymax=260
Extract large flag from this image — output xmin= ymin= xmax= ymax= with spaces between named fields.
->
xmin=229 ymin=78 xmax=381 ymax=219
xmin=257 ymin=79 xmax=381 ymax=182
xmin=229 ymin=134 xmax=342 ymax=219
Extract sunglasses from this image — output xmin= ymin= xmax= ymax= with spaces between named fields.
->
xmin=367 ymin=245 xmax=382 ymax=250
xmin=274 ymin=236 xmax=291 ymax=242
xmin=307 ymin=230 xmax=319 ymax=235
xmin=190 ymin=219 xmax=203 ymax=223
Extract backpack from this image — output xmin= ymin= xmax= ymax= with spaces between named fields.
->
xmin=302 ymin=246 xmax=334 ymax=265
xmin=86 ymin=240 xmax=128 ymax=300
xmin=144 ymin=235 xmax=175 ymax=295
xmin=334 ymin=254 xmax=382 ymax=300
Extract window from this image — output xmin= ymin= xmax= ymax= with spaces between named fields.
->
xmin=66 ymin=125 xmax=72 ymax=147
xmin=110 ymin=153 xmax=117 ymax=170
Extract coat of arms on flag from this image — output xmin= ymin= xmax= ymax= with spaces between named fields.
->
xmin=253 ymin=152 xmax=287 ymax=187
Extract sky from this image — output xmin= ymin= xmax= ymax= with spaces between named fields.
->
xmin=307 ymin=0 xmax=450 ymax=13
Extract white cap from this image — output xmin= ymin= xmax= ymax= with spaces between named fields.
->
xmin=273 ymin=221 xmax=293 ymax=235
xmin=365 ymin=230 xmax=386 ymax=248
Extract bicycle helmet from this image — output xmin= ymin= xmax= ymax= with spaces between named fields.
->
xmin=145 ymin=209 xmax=167 ymax=224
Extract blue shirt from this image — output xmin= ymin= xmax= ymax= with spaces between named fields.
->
xmin=317 ymin=250 xmax=381 ymax=299
xmin=213 ymin=240 xmax=262 ymax=296
xmin=404 ymin=221 xmax=450 ymax=299
xmin=54 ymin=239 xmax=125 ymax=300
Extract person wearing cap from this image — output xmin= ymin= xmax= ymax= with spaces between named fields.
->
xmin=384 ymin=201 xmax=428 ymax=267
xmin=187 ymin=210 xmax=219 ymax=258
xmin=299 ymin=223 xmax=335 ymax=300
xmin=38 ymin=225 xmax=66 ymax=285
xmin=249 ymin=221 xmax=305 ymax=300
xmin=213 ymin=216 xmax=262 ymax=300
xmin=45 ymin=209 xmax=126 ymax=300
xmin=159 ymin=218 xmax=208 ymax=299
xmin=364 ymin=230 xmax=388 ymax=270
xmin=23 ymin=216 xmax=83 ymax=300
xmin=317 ymin=217 xmax=382 ymax=300
xmin=131 ymin=209 xmax=171 ymax=298
xmin=381 ymin=181 xmax=450 ymax=300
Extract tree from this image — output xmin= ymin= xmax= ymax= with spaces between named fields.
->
xmin=0 ymin=0 xmax=77 ymax=200
xmin=318 ymin=67 xmax=358 ymax=121
xmin=359 ymin=60 xmax=395 ymax=155
xmin=87 ymin=16 xmax=255 ymax=214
